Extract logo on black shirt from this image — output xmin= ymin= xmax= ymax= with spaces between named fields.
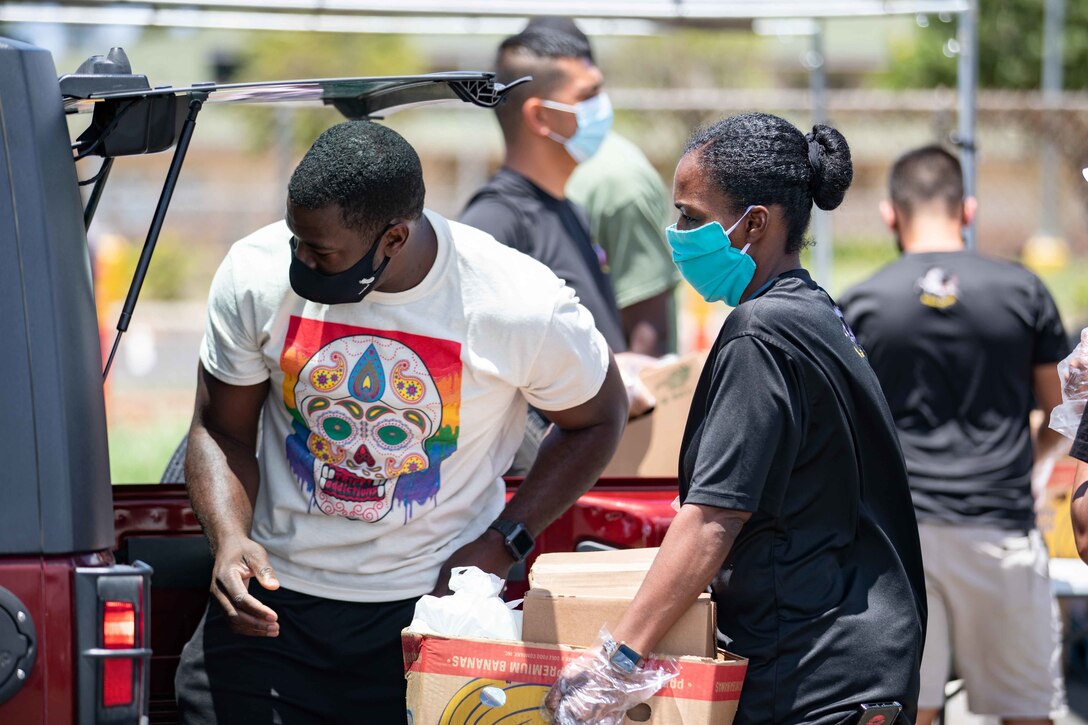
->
xmin=916 ymin=267 xmax=960 ymax=309
xmin=833 ymin=305 xmax=866 ymax=358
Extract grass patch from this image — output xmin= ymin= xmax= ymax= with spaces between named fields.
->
xmin=106 ymin=388 xmax=192 ymax=484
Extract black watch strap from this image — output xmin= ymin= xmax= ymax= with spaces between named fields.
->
xmin=488 ymin=518 xmax=535 ymax=562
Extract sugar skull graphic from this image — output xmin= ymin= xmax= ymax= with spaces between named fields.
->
xmin=282 ymin=318 xmax=461 ymax=522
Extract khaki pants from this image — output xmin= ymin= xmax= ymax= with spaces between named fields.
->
xmin=917 ymin=522 xmax=1066 ymax=719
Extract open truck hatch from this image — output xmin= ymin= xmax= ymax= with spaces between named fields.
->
xmin=62 ymin=47 xmax=523 ymax=154
xmin=64 ymin=72 xmax=516 ymax=119
xmin=59 ymin=46 xmax=528 ymax=379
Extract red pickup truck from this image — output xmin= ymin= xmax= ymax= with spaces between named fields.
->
xmin=0 ymin=36 xmax=681 ymax=724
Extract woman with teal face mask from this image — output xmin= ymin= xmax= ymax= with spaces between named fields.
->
xmin=546 ymin=113 xmax=927 ymax=725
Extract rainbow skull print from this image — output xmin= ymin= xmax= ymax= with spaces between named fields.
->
xmin=281 ymin=317 xmax=461 ymax=523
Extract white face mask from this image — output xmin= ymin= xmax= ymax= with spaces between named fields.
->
xmin=538 ymin=92 xmax=613 ymax=163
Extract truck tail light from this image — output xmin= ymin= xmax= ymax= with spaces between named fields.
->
xmin=103 ymin=601 xmax=135 ymax=648
xmin=102 ymin=601 xmax=136 ymax=707
xmin=102 ymin=658 xmax=134 ymax=708
xmin=75 ymin=562 xmax=152 ymax=724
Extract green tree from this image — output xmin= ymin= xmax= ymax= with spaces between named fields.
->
xmin=886 ymin=0 xmax=1088 ymax=89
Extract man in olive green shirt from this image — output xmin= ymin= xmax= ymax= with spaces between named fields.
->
xmin=567 ymin=132 xmax=680 ymax=356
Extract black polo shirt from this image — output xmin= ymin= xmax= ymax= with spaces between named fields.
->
xmin=460 ymin=168 xmax=627 ymax=352
xmin=680 ymin=269 xmax=926 ymax=725
xmin=840 ymin=251 xmax=1068 ymax=530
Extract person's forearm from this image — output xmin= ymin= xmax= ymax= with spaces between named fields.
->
xmin=611 ymin=504 xmax=747 ymax=657
xmin=185 ymin=424 xmax=262 ymax=553
xmin=502 ymin=415 xmax=624 ymax=536
xmin=501 ymin=365 xmax=626 ymax=536
xmin=620 ymin=292 xmax=671 ymax=357
xmin=626 ymin=320 xmax=662 ymax=358
xmin=1033 ymin=425 xmax=1071 ymax=502
xmin=1073 ymin=461 xmax=1088 ymax=562
xmin=1037 ymin=424 xmax=1071 ymax=464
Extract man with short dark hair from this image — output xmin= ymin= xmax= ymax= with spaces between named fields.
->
xmin=174 ymin=120 xmax=628 ymax=724
xmin=524 ymin=15 xmax=680 ymax=356
xmin=841 ymin=144 xmax=1070 ymax=725
xmin=461 ymin=29 xmax=649 ymax=473
xmin=461 ymin=28 xmax=625 ymax=353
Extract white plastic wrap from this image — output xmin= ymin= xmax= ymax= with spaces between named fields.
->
xmin=615 ymin=352 xmax=661 ymax=418
xmin=1049 ymin=328 xmax=1088 ymax=439
xmin=409 ymin=566 xmax=522 ymax=640
xmin=543 ymin=627 xmax=679 ymax=725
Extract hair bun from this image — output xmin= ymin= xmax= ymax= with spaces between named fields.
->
xmin=805 ymin=124 xmax=854 ymax=211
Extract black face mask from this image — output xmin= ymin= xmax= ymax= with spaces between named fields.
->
xmin=289 ymin=226 xmax=392 ymax=305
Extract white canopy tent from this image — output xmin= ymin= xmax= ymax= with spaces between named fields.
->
xmin=2 ymin=0 xmax=981 ymax=263
xmin=2 ymin=0 xmax=968 ymax=20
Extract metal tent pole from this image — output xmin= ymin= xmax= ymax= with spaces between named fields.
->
xmin=1039 ymin=0 xmax=1065 ymax=237
xmin=957 ymin=0 xmax=979 ymax=248
xmin=809 ymin=20 xmax=833 ymax=288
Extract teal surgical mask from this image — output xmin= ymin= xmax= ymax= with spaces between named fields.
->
xmin=540 ymin=92 xmax=613 ymax=163
xmin=667 ymin=206 xmax=756 ymax=306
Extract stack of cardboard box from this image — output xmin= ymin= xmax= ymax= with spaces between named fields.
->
xmin=403 ymin=548 xmax=747 ymax=724
xmin=603 ymin=352 xmax=709 ymax=477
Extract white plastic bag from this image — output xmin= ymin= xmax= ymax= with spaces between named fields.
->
xmin=1049 ymin=328 xmax=1088 ymax=439
xmin=409 ymin=566 xmax=522 ymax=640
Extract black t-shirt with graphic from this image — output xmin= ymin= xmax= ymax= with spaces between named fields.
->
xmin=840 ymin=251 xmax=1068 ymax=530
xmin=681 ymin=269 xmax=926 ymax=725
xmin=460 ymin=168 xmax=627 ymax=352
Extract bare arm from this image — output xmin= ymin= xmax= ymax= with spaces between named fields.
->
xmin=186 ymin=364 xmax=266 ymax=543
xmin=543 ymin=503 xmax=749 ymax=723
xmin=1033 ymin=362 xmax=1071 ymax=502
xmin=186 ymin=363 xmax=280 ymax=636
xmin=1072 ymin=463 xmax=1088 ymax=563
xmin=612 ymin=504 xmax=751 ymax=656
xmin=431 ymin=355 xmax=628 ymax=593
xmin=506 ymin=355 xmax=628 ymax=531
xmin=621 ymin=291 xmax=672 ymax=357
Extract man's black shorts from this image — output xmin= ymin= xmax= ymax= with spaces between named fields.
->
xmin=176 ymin=582 xmax=417 ymax=725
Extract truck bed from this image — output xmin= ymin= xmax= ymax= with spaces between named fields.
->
xmin=110 ymin=478 xmax=680 ymax=724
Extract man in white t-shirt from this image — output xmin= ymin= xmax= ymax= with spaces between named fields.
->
xmin=174 ymin=120 xmax=628 ymax=725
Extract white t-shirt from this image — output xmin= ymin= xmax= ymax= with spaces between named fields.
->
xmin=199 ymin=209 xmax=609 ymax=602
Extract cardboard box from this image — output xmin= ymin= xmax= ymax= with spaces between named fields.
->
xmin=604 ymin=352 xmax=708 ymax=477
xmin=522 ymin=589 xmax=716 ymax=658
xmin=528 ymin=547 xmax=661 ymax=598
xmin=403 ymin=630 xmax=746 ymax=725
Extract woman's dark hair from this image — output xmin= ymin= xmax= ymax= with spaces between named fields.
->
xmin=684 ymin=112 xmax=853 ymax=253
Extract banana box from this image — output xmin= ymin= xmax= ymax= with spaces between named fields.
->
xmin=402 ymin=630 xmax=746 ymax=725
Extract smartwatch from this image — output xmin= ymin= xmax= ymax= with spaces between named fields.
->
xmin=603 ymin=637 xmax=646 ymax=675
xmin=488 ymin=518 xmax=535 ymax=562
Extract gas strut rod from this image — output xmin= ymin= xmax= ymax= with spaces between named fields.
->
xmin=83 ymin=157 xmax=114 ymax=230
xmin=103 ymin=91 xmax=207 ymax=381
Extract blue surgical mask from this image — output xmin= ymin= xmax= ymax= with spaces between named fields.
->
xmin=540 ymin=92 xmax=613 ymax=163
xmin=667 ymin=206 xmax=756 ymax=306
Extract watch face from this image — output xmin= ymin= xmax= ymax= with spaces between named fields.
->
xmin=510 ymin=528 xmax=535 ymax=558
xmin=609 ymin=646 xmax=640 ymax=675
